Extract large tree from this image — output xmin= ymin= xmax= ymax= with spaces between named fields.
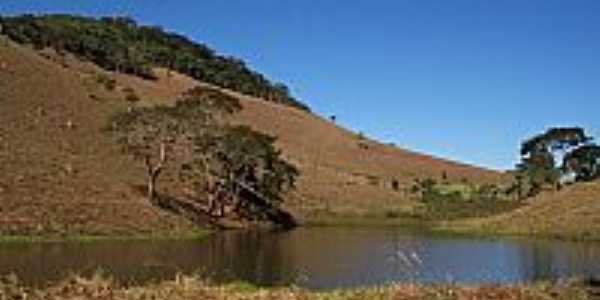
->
xmin=203 ymin=126 xmax=298 ymax=219
xmin=108 ymin=87 xmax=240 ymax=202
xmin=520 ymin=127 xmax=591 ymax=158
xmin=108 ymin=87 xmax=299 ymax=225
xmin=517 ymin=127 xmax=595 ymax=196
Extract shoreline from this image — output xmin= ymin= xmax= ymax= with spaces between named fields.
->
xmin=0 ymin=229 xmax=211 ymax=243
xmin=302 ymin=213 xmax=600 ymax=243
xmin=1 ymin=214 xmax=600 ymax=243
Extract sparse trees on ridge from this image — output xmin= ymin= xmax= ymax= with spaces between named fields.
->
xmin=0 ymin=14 xmax=310 ymax=111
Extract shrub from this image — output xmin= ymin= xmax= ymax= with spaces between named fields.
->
xmin=122 ymin=87 xmax=140 ymax=103
xmin=385 ymin=210 xmax=400 ymax=219
xmin=95 ymin=74 xmax=116 ymax=90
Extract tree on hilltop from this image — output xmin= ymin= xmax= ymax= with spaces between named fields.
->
xmin=516 ymin=127 xmax=596 ymax=196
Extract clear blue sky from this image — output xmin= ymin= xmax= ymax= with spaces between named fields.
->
xmin=2 ymin=1 xmax=599 ymax=170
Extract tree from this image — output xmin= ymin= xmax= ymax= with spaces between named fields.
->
xmin=108 ymin=87 xmax=239 ymax=202
xmin=196 ymin=126 xmax=298 ymax=220
xmin=108 ymin=105 xmax=203 ymax=201
xmin=108 ymin=86 xmax=298 ymax=225
xmin=563 ymin=144 xmax=600 ymax=181
xmin=521 ymin=127 xmax=591 ymax=158
xmin=517 ymin=127 xmax=595 ymax=196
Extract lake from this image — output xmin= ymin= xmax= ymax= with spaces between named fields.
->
xmin=1 ymin=227 xmax=599 ymax=290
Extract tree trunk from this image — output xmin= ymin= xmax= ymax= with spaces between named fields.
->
xmin=145 ymin=142 xmax=166 ymax=203
xmin=147 ymin=170 xmax=159 ymax=201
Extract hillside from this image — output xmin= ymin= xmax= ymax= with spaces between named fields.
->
xmin=0 ymin=14 xmax=309 ymax=111
xmin=0 ymin=34 xmax=500 ymax=236
xmin=446 ymin=181 xmax=600 ymax=240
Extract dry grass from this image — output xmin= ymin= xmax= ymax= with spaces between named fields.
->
xmin=438 ymin=181 xmax=600 ymax=241
xmin=0 ymin=36 xmax=501 ymax=236
xmin=0 ymin=274 xmax=595 ymax=300
xmin=0 ymin=38 xmax=198 ymax=236
xmin=232 ymin=94 xmax=502 ymax=216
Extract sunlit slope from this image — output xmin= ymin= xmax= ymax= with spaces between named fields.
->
xmin=451 ymin=181 xmax=600 ymax=240
xmin=0 ymin=37 xmax=500 ymax=234
xmin=229 ymin=92 xmax=501 ymax=215
xmin=0 ymin=38 xmax=198 ymax=235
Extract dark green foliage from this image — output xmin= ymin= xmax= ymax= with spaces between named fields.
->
xmin=108 ymin=87 xmax=237 ymax=160
xmin=0 ymin=14 xmax=309 ymax=111
xmin=420 ymin=189 xmax=520 ymax=221
xmin=411 ymin=177 xmax=437 ymax=195
xmin=413 ymin=180 xmax=521 ymax=221
xmin=519 ymin=127 xmax=591 ymax=176
xmin=95 ymin=74 xmax=116 ymax=90
xmin=384 ymin=210 xmax=400 ymax=219
xmin=515 ymin=127 xmax=598 ymax=197
xmin=206 ymin=126 xmax=298 ymax=215
xmin=179 ymin=86 xmax=242 ymax=117
xmin=124 ymin=89 xmax=140 ymax=103
xmin=521 ymin=127 xmax=591 ymax=156
xmin=564 ymin=145 xmax=600 ymax=181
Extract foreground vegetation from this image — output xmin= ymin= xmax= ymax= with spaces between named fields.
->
xmin=1 ymin=274 xmax=597 ymax=300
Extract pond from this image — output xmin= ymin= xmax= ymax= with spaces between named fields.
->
xmin=1 ymin=227 xmax=600 ymax=290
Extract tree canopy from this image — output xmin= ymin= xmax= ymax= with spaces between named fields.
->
xmin=516 ymin=127 xmax=598 ymax=197
xmin=520 ymin=127 xmax=591 ymax=157
xmin=0 ymin=14 xmax=309 ymax=111
xmin=563 ymin=144 xmax=600 ymax=181
xmin=108 ymin=86 xmax=298 ymax=225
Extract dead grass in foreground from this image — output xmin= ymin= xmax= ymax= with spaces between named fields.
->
xmin=0 ymin=274 xmax=596 ymax=300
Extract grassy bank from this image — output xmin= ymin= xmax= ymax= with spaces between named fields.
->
xmin=431 ymin=221 xmax=600 ymax=243
xmin=301 ymin=209 xmax=427 ymax=228
xmin=0 ymin=274 xmax=597 ymax=300
xmin=303 ymin=211 xmax=600 ymax=242
xmin=300 ymin=191 xmax=522 ymax=231
xmin=0 ymin=229 xmax=211 ymax=243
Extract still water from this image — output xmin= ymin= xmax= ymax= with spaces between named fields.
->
xmin=1 ymin=227 xmax=599 ymax=289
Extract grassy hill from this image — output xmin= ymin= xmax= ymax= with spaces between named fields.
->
xmin=0 ymin=28 xmax=501 ymax=236
xmin=442 ymin=181 xmax=600 ymax=240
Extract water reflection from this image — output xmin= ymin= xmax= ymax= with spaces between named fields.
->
xmin=0 ymin=228 xmax=599 ymax=289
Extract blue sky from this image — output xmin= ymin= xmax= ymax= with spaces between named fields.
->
xmin=1 ymin=1 xmax=599 ymax=170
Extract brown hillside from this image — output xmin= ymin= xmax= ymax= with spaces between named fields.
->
xmin=230 ymin=93 xmax=501 ymax=216
xmin=0 ymin=37 xmax=500 ymax=235
xmin=0 ymin=38 xmax=199 ymax=236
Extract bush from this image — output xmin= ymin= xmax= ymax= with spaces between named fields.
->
xmin=384 ymin=210 xmax=400 ymax=219
xmin=95 ymin=74 xmax=116 ymax=90
xmin=125 ymin=93 xmax=140 ymax=103
xmin=122 ymin=87 xmax=140 ymax=103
